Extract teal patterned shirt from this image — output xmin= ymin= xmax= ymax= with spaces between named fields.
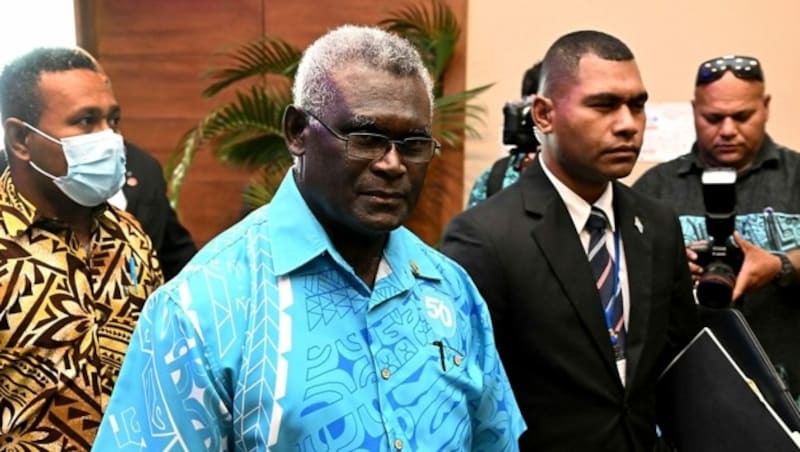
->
xmin=94 ymin=172 xmax=525 ymax=451
xmin=467 ymin=157 xmax=520 ymax=209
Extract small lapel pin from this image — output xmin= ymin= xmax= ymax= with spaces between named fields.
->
xmin=410 ymin=260 xmax=420 ymax=276
xmin=634 ymin=216 xmax=644 ymax=234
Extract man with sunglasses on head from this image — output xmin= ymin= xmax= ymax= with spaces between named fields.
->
xmin=0 ymin=47 xmax=163 ymax=448
xmin=634 ymin=55 xmax=800 ymax=402
xmin=95 ymin=25 xmax=525 ymax=450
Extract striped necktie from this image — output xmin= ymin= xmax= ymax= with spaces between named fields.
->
xmin=586 ymin=206 xmax=626 ymax=359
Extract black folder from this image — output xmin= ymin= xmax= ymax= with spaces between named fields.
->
xmin=699 ymin=306 xmax=800 ymax=433
xmin=657 ymin=324 xmax=800 ymax=452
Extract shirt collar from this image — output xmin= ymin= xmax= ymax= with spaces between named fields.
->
xmin=539 ymin=157 xmax=615 ymax=235
xmin=268 ymin=171 xmax=442 ymax=282
xmin=0 ymin=170 xmax=38 ymax=237
xmin=678 ymin=134 xmax=780 ymax=176
xmin=0 ymin=169 xmax=113 ymax=238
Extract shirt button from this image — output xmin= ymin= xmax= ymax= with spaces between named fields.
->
xmin=394 ymin=438 xmax=403 ymax=450
xmin=453 ymin=355 xmax=462 ymax=366
xmin=381 ymin=368 xmax=391 ymax=380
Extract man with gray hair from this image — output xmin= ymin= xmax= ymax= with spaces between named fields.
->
xmin=95 ymin=25 xmax=525 ymax=450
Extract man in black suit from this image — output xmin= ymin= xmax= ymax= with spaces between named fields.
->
xmin=441 ymin=30 xmax=700 ymax=451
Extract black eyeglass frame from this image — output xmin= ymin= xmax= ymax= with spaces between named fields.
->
xmin=695 ymin=55 xmax=764 ymax=86
xmin=303 ymin=109 xmax=440 ymax=164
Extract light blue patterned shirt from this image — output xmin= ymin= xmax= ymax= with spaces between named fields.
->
xmin=93 ymin=172 xmax=525 ymax=451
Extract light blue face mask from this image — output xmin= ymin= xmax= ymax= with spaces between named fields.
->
xmin=24 ymin=123 xmax=126 ymax=207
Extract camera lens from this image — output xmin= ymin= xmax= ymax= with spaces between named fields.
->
xmin=696 ymin=261 xmax=737 ymax=308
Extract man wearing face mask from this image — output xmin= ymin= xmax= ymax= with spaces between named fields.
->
xmin=0 ymin=47 xmax=163 ymax=448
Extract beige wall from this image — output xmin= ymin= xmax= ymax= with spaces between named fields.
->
xmin=464 ymin=0 xmax=800 ymax=205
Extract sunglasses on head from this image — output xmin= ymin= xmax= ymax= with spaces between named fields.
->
xmin=695 ymin=55 xmax=764 ymax=86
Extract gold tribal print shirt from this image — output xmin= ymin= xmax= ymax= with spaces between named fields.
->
xmin=0 ymin=170 xmax=163 ymax=449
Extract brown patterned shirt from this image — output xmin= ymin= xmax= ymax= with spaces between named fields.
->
xmin=0 ymin=170 xmax=163 ymax=449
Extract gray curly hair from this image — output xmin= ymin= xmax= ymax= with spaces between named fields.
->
xmin=292 ymin=25 xmax=434 ymax=116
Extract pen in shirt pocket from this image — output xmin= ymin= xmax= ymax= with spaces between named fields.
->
xmin=431 ymin=339 xmax=464 ymax=372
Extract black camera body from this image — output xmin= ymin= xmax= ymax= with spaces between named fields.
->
xmin=691 ymin=240 xmax=744 ymax=308
xmin=693 ymin=168 xmax=743 ymax=308
xmin=501 ymin=95 xmax=538 ymax=153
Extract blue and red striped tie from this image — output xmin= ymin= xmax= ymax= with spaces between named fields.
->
xmin=586 ymin=207 xmax=626 ymax=359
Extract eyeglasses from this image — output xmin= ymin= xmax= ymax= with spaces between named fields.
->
xmin=304 ymin=110 xmax=440 ymax=164
xmin=695 ymin=55 xmax=764 ymax=86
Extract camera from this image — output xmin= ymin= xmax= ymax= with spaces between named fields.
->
xmin=502 ymin=95 xmax=539 ymax=154
xmin=690 ymin=168 xmax=744 ymax=308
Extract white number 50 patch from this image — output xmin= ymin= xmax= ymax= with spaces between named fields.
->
xmin=425 ymin=296 xmax=456 ymax=337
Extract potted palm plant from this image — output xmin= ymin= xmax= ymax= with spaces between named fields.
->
xmin=166 ymin=0 xmax=490 ymax=241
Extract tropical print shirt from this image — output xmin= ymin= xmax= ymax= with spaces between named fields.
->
xmin=0 ymin=170 xmax=163 ymax=449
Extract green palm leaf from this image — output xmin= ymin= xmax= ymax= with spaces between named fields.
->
xmin=380 ymin=0 xmax=460 ymax=96
xmin=433 ymin=83 xmax=493 ymax=147
xmin=166 ymin=86 xmax=291 ymax=205
xmin=207 ymin=87 xmax=289 ymax=163
xmin=202 ymin=37 xmax=301 ymax=97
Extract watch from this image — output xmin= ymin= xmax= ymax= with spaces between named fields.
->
xmin=773 ymin=252 xmax=795 ymax=287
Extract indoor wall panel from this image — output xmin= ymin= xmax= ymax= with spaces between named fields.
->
xmin=95 ymin=0 xmax=263 ymax=56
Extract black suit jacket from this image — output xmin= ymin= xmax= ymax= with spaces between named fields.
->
xmin=123 ymin=142 xmax=196 ymax=280
xmin=441 ymin=159 xmax=699 ymax=452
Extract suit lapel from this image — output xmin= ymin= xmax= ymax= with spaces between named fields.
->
xmin=613 ymin=184 xmax=653 ymax=390
xmin=521 ymin=162 xmax=622 ymax=378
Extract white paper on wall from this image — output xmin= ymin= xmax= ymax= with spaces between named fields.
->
xmin=640 ymin=102 xmax=696 ymax=163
